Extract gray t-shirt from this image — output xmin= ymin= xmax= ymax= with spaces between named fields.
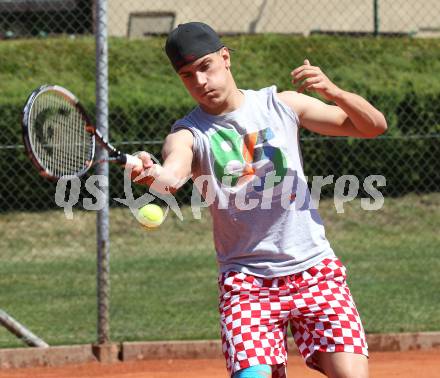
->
xmin=172 ymin=86 xmax=335 ymax=277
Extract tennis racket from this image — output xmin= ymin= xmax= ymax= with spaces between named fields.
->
xmin=22 ymin=84 xmax=142 ymax=181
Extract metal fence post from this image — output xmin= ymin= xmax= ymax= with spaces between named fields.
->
xmin=374 ymin=0 xmax=380 ymax=36
xmin=95 ymin=0 xmax=110 ymax=346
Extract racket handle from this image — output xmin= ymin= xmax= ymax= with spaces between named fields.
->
xmin=123 ymin=154 xmax=143 ymax=170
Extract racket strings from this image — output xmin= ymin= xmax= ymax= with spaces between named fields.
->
xmin=29 ymin=91 xmax=93 ymax=177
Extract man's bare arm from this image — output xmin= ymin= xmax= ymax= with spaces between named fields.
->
xmin=278 ymin=59 xmax=387 ymax=138
xmin=131 ymin=128 xmax=194 ymax=193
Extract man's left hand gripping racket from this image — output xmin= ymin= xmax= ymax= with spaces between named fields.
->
xmin=22 ymin=84 xmax=142 ymax=180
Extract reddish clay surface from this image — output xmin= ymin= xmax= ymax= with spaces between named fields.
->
xmin=0 ymin=350 xmax=439 ymax=377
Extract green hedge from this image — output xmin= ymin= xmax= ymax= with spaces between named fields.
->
xmin=1 ymin=35 xmax=439 ymax=211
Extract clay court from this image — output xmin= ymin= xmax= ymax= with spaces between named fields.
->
xmin=0 ymin=350 xmax=439 ymax=378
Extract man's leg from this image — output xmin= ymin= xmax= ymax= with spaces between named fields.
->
xmin=288 ymin=258 xmax=368 ymax=376
xmin=218 ymin=272 xmax=290 ymax=377
xmin=314 ymin=351 xmax=368 ymax=378
xmin=233 ymin=364 xmax=272 ymax=378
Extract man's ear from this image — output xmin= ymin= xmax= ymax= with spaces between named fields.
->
xmin=220 ymin=47 xmax=231 ymax=69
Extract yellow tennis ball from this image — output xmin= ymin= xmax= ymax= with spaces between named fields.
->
xmin=137 ymin=204 xmax=164 ymax=229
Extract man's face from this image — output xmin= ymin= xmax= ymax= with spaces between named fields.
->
xmin=177 ymin=48 xmax=231 ymax=110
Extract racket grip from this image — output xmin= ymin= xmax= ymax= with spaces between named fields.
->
xmin=123 ymin=154 xmax=143 ymax=170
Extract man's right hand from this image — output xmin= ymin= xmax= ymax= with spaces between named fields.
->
xmin=129 ymin=129 xmax=194 ymax=193
xmin=130 ymin=151 xmax=156 ymax=186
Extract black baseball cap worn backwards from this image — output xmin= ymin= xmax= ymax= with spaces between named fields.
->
xmin=165 ymin=22 xmax=225 ymax=72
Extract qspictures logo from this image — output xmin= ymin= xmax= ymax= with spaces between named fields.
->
xmin=53 ymin=167 xmax=386 ymax=223
xmin=53 ymin=169 xmax=386 ymax=221
xmin=53 ymin=125 xmax=386 ymax=222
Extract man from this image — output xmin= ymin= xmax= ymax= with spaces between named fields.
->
xmin=132 ymin=22 xmax=387 ymax=378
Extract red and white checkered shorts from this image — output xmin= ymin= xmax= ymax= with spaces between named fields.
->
xmin=218 ymin=257 xmax=368 ymax=377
